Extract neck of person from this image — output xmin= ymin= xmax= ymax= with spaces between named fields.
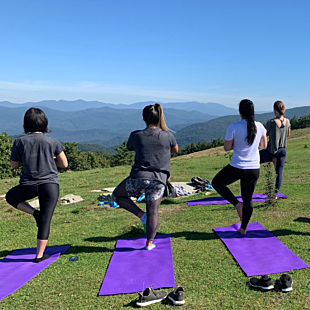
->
xmin=275 ymin=113 xmax=284 ymax=120
xmin=146 ymin=124 xmax=159 ymax=129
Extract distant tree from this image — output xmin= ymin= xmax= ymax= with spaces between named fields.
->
xmin=111 ymin=141 xmax=134 ymax=166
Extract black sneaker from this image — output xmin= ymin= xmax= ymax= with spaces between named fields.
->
xmin=168 ymin=286 xmax=185 ymax=306
xmin=249 ymin=275 xmax=274 ymax=290
xmin=280 ymin=274 xmax=293 ymax=292
xmin=136 ymin=287 xmax=167 ymax=307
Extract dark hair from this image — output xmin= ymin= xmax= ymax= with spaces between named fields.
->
xmin=142 ymin=103 xmax=167 ymax=131
xmin=239 ymin=99 xmax=257 ymax=145
xmin=274 ymin=100 xmax=285 ymax=116
xmin=23 ymin=107 xmax=50 ymax=133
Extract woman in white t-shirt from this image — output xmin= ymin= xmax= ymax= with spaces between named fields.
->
xmin=212 ymin=99 xmax=267 ymax=234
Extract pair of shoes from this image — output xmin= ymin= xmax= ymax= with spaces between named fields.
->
xmin=33 ymin=254 xmax=50 ymax=263
xmin=136 ymin=286 xmax=185 ymax=307
xmin=249 ymin=274 xmax=293 ymax=292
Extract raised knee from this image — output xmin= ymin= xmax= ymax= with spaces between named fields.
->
xmin=5 ymin=192 xmax=18 ymax=208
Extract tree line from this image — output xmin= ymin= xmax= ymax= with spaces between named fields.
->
xmin=0 ymin=114 xmax=309 ymax=179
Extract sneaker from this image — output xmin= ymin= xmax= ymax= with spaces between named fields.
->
xmin=168 ymin=286 xmax=185 ymax=306
xmin=280 ymin=274 xmax=293 ymax=292
xmin=136 ymin=287 xmax=167 ymax=307
xmin=249 ymin=275 xmax=274 ymax=290
xmin=145 ymin=244 xmax=156 ymax=251
xmin=140 ymin=213 xmax=147 ymax=233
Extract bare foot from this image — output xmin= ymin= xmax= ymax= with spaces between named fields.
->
xmin=235 ymin=202 xmax=243 ymax=221
xmin=238 ymin=228 xmax=246 ymax=235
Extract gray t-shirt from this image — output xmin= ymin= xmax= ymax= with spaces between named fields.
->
xmin=266 ymin=118 xmax=291 ymax=154
xmin=127 ymin=128 xmax=177 ymax=184
xmin=10 ymin=133 xmax=65 ymax=185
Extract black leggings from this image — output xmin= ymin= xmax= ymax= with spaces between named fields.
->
xmin=212 ymin=165 xmax=260 ymax=230
xmin=112 ymin=179 xmax=162 ymax=241
xmin=6 ymin=183 xmax=59 ymax=240
xmin=260 ymin=148 xmax=286 ymax=192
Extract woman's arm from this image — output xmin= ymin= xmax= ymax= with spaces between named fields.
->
xmin=55 ymin=151 xmax=68 ymax=169
xmin=171 ymin=144 xmax=179 ymax=154
xmin=224 ymin=140 xmax=233 ymax=151
xmin=259 ymin=135 xmax=267 ymax=149
xmin=10 ymin=161 xmax=21 ymax=169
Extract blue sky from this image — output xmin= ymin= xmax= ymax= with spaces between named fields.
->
xmin=0 ymin=0 xmax=309 ymax=110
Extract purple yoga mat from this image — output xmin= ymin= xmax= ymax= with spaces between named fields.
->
xmin=213 ymin=222 xmax=308 ymax=276
xmin=187 ymin=192 xmax=288 ymax=206
xmin=98 ymin=234 xmax=175 ymax=295
xmin=0 ymin=245 xmax=70 ymax=301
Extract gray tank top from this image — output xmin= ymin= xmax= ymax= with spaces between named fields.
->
xmin=266 ymin=118 xmax=290 ymax=154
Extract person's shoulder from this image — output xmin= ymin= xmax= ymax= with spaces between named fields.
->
xmin=130 ymin=129 xmax=143 ymax=136
xmin=255 ymin=121 xmax=266 ymax=130
xmin=43 ymin=134 xmax=61 ymax=144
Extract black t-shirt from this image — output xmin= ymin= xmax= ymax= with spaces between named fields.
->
xmin=127 ymin=128 xmax=177 ymax=184
xmin=10 ymin=133 xmax=65 ymax=185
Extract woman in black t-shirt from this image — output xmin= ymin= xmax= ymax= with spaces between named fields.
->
xmin=112 ymin=104 xmax=178 ymax=250
xmin=5 ymin=108 xmax=68 ymax=263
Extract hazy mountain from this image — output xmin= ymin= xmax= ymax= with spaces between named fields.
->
xmin=0 ymin=99 xmax=238 ymax=116
xmin=0 ymin=105 xmax=212 ymax=146
xmin=175 ymin=106 xmax=310 ymax=147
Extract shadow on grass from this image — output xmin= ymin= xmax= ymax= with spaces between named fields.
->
xmin=0 ymin=250 xmax=14 ymax=258
xmin=293 ymin=217 xmax=309 ymax=223
xmin=85 ymin=225 xmax=310 ymax=244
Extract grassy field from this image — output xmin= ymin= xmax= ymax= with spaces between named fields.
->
xmin=0 ymin=128 xmax=309 ymax=310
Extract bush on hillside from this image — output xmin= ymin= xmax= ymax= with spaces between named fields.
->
xmin=0 ymin=133 xmax=17 ymax=179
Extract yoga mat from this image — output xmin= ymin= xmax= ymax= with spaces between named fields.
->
xmin=0 ymin=245 xmax=70 ymax=301
xmin=98 ymin=234 xmax=175 ymax=295
xmin=213 ymin=222 xmax=308 ymax=276
xmin=187 ymin=192 xmax=288 ymax=206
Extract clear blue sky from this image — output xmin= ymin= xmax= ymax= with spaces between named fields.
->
xmin=0 ymin=0 xmax=309 ymax=110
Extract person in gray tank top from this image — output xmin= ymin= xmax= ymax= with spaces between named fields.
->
xmin=112 ymin=104 xmax=178 ymax=250
xmin=260 ymin=101 xmax=291 ymax=196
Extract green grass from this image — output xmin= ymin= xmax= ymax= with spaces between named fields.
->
xmin=0 ymin=128 xmax=310 ymax=310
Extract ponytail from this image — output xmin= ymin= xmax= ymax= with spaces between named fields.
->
xmin=142 ymin=103 xmax=168 ymax=131
xmin=274 ymin=100 xmax=285 ymax=116
xmin=154 ymin=103 xmax=167 ymax=131
xmin=239 ymin=99 xmax=257 ymax=145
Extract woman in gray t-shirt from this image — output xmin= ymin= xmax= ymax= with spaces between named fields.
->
xmin=112 ymin=104 xmax=178 ymax=250
xmin=5 ymin=108 xmax=68 ymax=263
xmin=260 ymin=101 xmax=291 ymax=196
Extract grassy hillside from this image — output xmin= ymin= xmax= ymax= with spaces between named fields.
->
xmin=0 ymin=128 xmax=309 ymax=309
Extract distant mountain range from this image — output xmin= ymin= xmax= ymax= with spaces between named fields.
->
xmin=0 ymin=100 xmax=308 ymax=148
xmin=0 ymin=99 xmax=238 ymax=116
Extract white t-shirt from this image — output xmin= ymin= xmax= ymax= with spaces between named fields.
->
xmin=225 ymin=120 xmax=266 ymax=169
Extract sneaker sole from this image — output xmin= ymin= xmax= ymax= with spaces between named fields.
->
xmin=249 ymin=282 xmax=274 ymax=290
xmin=168 ymin=296 xmax=185 ymax=305
xmin=282 ymin=287 xmax=293 ymax=292
xmin=136 ymin=296 xmax=167 ymax=307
